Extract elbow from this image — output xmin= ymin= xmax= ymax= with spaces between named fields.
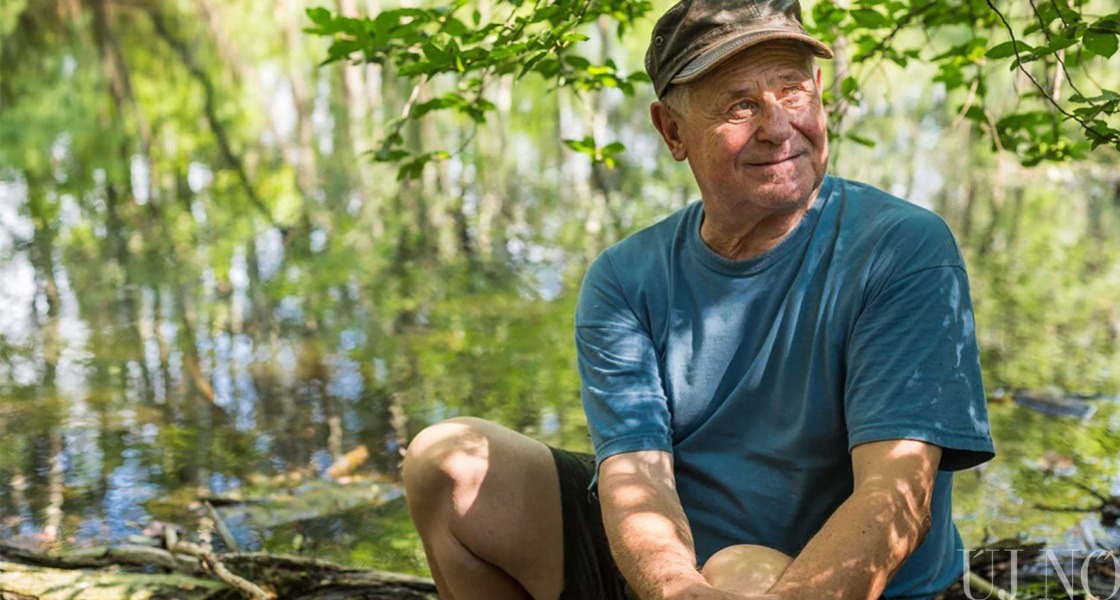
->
xmin=863 ymin=486 xmax=934 ymax=552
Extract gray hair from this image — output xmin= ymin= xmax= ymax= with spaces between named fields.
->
xmin=661 ymin=83 xmax=691 ymax=114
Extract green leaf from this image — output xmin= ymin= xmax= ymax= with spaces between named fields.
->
xmin=850 ymin=8 xmax=888 ymax=29
xmin=1030 ymin=1 xmax=1060 ymax=30
xmin=1073 ymin=105 xmax=1106 ymax=121
xmin=327 ymin=39 xmax=363 ymax=60
xmin=563 ymin=55 xmax=591 ymax=69
xmin=845 ymin=132 xmax=875 ymax=147
xmin=422 ymin=41 xmax=450 ymax=65
xmin=490 ymin=43 xmax=526 ymax=61
xmin=1090 ymin=16 xmax=1120 ymax=35
xmin=372 ymin=11 xmax=401 ymax=38
xmin=334 ymin=16 xmax=365 ymax=37
xmin=540 ymin=56 xmax=564 ymax=78
xmin=440 ymin=16 xmax=469 ymax=37
xmin=411 ymin=94 xmax=470 ymax=119
xmin=1038 ymin=33 xmax=1080 ymax=55
xmin=306 ymin=7 xmax=332 ymax=27
xmin=562 ymin=136 xmax=597 ymax=155
xmin=1083 ymin=30 xmax=1119 ymax=58
xmin=933 ymin=63 xmax=962 ymax=89
xmin=964 ymin=105 xmax=986 ymax=122
xmin=986 ymin=40 xmax=1032 ymax=59
xmin=518 ymin=52 xmax=548 ymax=78
xmin=373 ymin=148 xmax=409 ymax=162
xmin=601 ymin=141 xmax=626 ymax=156
xmin=1069 ymin=90 xmax=1120 ymax=105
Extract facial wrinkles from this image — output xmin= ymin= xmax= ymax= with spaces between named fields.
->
xmin=697 ymin=48 xmax=814 ymax=115
xmin=713 ymin=68 xmax=814 ymax=108
xmin=685 ymin=45 xmax=821 ymax=168
xmin=661 ymin=39 xmax=829 ymax=221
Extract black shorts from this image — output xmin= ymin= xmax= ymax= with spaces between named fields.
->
xmin=549 ymin=446 xmax=637 ymax=600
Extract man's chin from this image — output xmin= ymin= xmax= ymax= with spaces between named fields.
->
xmin=749 ymin=184 xmax=815 ymax=212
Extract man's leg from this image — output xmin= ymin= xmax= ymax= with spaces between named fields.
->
xmin=403 ymin=417 xmax=564 ymax=600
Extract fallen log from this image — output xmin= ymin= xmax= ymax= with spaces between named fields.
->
xmin=0 ymin=543 xmax=438 ymax=600
xmin=0 ymin=559 xmax=226 ymax=600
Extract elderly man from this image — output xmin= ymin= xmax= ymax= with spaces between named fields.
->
xmin=402 ymin=1 xmax=996 ymax=599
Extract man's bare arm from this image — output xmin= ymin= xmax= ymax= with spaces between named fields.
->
xmin=757 ymin=439 xmax=943 ymax=600
xmin=598 ymin=450 xmax=736 ymax=600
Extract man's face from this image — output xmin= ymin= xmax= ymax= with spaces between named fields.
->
xmin=655 ymin=41 xmax=829 ymax=213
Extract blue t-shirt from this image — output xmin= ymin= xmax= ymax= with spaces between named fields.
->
xmin=575 ymin=175 xmax=995 ymax=599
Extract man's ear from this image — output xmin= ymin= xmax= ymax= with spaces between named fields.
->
xmin=815 ymin=66 xmax=823 ymax=90
xmin=650 ymin=101 xmax=689 ymax=162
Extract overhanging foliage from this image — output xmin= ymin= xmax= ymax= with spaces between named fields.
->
xmin=308 ymin=0 xmax=1119 ymax=175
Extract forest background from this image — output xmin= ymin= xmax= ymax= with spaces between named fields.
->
xmin=1 ymin=0 xmax=1119 ymax=588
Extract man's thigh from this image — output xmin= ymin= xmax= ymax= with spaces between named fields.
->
xmin=548 ymin=446 xmax=635 ymax=600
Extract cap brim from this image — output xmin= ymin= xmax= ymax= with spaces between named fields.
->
xmin=672 ymin=31 xmax=834 ymax=85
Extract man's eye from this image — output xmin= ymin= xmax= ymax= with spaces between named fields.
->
xmin=730 ymin=101 xmax=755 ymax=115
xmin=783 ymin=86 xmax=811 ymax=105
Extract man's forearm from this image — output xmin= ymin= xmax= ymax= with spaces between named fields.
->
xmin=600 ymin=473 xmax=921 ymax=600
xmin=746 ymin=486 xmax=927 ymax=600
xmin=598 ymin=451 xmax=732 ymax=600
xmin=759 ymin=442 xmax=940 ymax=600
xmin=601 ymin=489 xmax=710 ymax=599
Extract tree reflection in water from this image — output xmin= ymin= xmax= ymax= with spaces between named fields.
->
xmin=0 ymin=0 xmax=1118 ymax=578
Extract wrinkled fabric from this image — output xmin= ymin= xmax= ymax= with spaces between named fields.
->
xmin=576 ymin=175 xmax=995 ymax=599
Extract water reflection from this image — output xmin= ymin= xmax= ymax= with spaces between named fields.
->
xmin=0 ymin=208 xmax=593 ymax=568
xmin=6 ymin=194 xmax=1119 ymax=576
xmin=1 ymin=217 xmax=1117 ymax=573
xmin=1 ymin=0 xmax=1117 ymax=576
xmin=955 ymin=400 xmax=1120 ymax=551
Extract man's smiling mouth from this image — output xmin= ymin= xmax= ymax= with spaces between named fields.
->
xmin=746 ymin=153 xmax=803 ymax=167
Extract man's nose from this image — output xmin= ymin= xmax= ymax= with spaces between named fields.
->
xmin=754 ymin=101 xmax=794 ymax=144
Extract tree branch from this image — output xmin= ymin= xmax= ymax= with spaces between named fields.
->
xmin=146 ymin=8 xmax=283 ymax=229
xmin=1026 ymin=0 xmax=1088 ymax=103
xmin=167 ymin=538 xmax=275 ymax=600
xmin=853 ymin=0 xmax=939 ymax=63
xmin=986 ymin=0 xmax=1119 ymax=147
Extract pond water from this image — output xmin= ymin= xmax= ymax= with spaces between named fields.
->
xmin=3 ymin=0 xmax=1118 ymax=593
xmin=1 ymin=221 xmax=1118 ymax=577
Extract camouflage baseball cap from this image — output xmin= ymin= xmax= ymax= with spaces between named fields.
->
xmin=645 ymin=0 xmax=834 ymax=99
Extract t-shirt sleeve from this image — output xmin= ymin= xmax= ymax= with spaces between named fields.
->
xmin=844 ymin=228 xmax=995 ymax=472
xmin=575 ymin=250 xmax=673 ymax=473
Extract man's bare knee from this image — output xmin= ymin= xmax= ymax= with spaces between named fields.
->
xmin=404 ymin=417 xmax=490 ymax=472
xmin=402 ymin=418 xmax=498 ymax=516
xmin=702 ymin=544 xmax=793 ymax=595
